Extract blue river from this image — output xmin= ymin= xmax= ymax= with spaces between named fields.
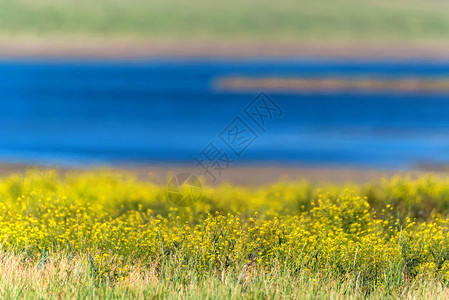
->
xmin=1 ymin=59 xmax=449 ymax=169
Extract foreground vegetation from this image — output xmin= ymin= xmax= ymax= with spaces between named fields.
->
xmin=3 ymin=171 xmax=449 ymax=298
xmin=1 ymin=0 xmax=449 ymax=41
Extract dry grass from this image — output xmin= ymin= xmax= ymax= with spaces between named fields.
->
xmin=0 ymin=250 xmax=447 ymax=299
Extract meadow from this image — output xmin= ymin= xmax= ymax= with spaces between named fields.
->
xmin=0 ymin=170 xmax=449 ymax=298
xmin=1 ymin=0 xmax=449 ymax=41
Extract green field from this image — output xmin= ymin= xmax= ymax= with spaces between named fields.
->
xmin=1 ymin=0 xmax=449 ymax=41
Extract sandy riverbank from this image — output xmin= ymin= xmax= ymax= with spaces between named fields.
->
xmin=0 ymin=162 xmax=447 ymax=185
xmin=216 ymin=77 xmax=449 ymax=93
xmin=1 ymin=38 xmax=449 ymax=60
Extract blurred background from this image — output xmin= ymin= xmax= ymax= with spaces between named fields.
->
xmin=1 ymin=0 xmax=449 ymax=183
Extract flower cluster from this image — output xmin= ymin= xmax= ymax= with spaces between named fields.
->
xmin=1 ymin=170 xmax=449 ymax=291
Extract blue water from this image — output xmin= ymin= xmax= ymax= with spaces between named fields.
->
xmin=2 ymin=59 xmax=449 ymax=169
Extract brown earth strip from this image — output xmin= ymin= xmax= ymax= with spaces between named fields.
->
xmin=216 ymin=77 xmax=449 ymax=93
xmin=1 ymin=38 xmax=449 ymax=59
xmin=0 ymin=162 xmax=445 ymax=185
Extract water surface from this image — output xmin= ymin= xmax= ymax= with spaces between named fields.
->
xmin=1 ymin=59 xmax=449 ymax=169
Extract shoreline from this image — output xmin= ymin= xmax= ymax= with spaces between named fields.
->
xmin=1 ymin=38 xmax=449 ymax=60
xmin=0 ymin=162 xmax=447 ymax=185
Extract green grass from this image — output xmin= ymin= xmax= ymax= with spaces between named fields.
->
xmin=1 ymin=0 xmax=449 ymax=41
